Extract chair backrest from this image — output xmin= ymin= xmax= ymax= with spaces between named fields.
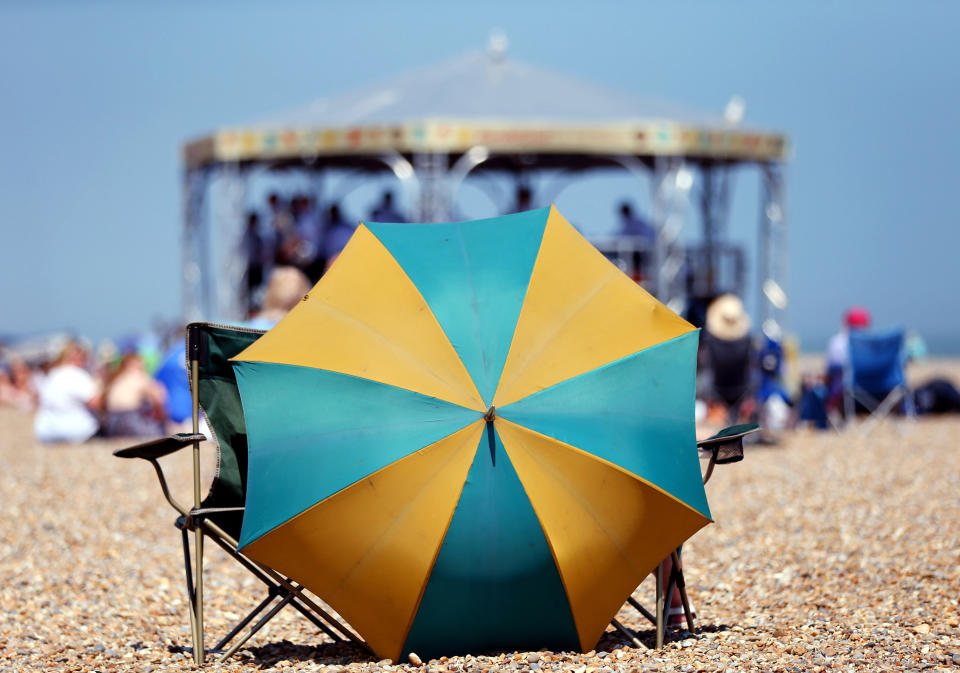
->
xmin=703 ymin=332 xmax=752 ymax=406
xmin=848 ymin=328 xmax=906 ymax=396
xmin=188 ymin=322 xmax=265 ymax=539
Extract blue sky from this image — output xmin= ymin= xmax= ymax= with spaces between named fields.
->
xmin=1 ymin=1 xmax=958 ymax=352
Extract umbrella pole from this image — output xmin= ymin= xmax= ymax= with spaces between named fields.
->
xmin=191 ymin=358 xmax=205 ymax=665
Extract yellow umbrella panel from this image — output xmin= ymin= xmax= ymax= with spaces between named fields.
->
xmin=232 ymin=206 xmax=710 ymax=660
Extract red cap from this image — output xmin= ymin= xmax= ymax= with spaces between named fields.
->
xmin=844 ymin=306 xmax=871 ymax=329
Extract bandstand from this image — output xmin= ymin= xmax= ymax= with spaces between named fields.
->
xmin=182 ymin=39 xmax=789 ymax=337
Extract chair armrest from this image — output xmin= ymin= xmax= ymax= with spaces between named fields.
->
xmin=697 ymin=423 xmax=759 ymax=448
xmin=697 ymin=423 xmax=758 ymax=464
xmin=113 ymin=433 xmax=206 ymax=460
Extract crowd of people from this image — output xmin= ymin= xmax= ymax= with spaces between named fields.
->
xmin=243 ymin=190 xmax=404 ymax=314
xmin=242 ymin=189 xmax=659 ymax=313
xmin=0 ymin=262 xmax=317 ymax=444
xmin=0 ymin=335 xmax=187 ymax=444
xmin=691 ymin=296 xmax=960 ymax=436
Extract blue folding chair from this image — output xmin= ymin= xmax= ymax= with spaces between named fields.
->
xmin=844 ymin=328 xmax=915 ymax=434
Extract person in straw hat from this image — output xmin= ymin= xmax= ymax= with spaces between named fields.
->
xmin=700 ymin=294 xmax=757 ymax=424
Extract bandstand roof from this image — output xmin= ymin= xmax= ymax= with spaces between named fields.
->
xmin=184 ymin=48 xmax=788 ymax=168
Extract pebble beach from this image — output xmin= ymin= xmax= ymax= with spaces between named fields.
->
xmin=2 ymin=360 xmax=958 ymax=672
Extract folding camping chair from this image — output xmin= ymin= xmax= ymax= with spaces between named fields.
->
xmin=114 ymin=322 xmax=365 ymax=664
xmin=611 ymin=423 xmax=758 ymax=649
xmin=843 ymin=328 xmax=915 ymax=435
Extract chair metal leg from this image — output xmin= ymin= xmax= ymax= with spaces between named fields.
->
xmin=670 ymin=549 xmax=696 ymax=632
xmin=181 ymin=523 xmax=349 ymax=661
xmin=193 ymin=528 xmax=204 ymax=664
xmin=200 ymin=524 xmax=350 ymax=644
xmin=625 ymin=547 xmax=695 ymax=647
xmin=655 ymin=561 xmax=665 ymax=648
xmin=180 ymin=528 xmax=200 ymax=659
xmin=610 ymin=618 xmax=643 ymax=648
xmin=219 ymin=591 xmax=296 ymax=662
xmin=627 ymin=595 xmax=656 ymax=625
xmin=213 ymin=591 xmax=279 ymax=652
xmin=201 ymin=517 xmax=359 ymax=643
xmin=190 ymin=359 xmax=205 ymax=665
xmin=663 ymin=568 xmax=675 ymax=626
xmin=859 ymin=386 xmax=905 ymax=436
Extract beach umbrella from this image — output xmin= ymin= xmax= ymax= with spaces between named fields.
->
xmin=231 ymin=206 xmax=711 ymax=661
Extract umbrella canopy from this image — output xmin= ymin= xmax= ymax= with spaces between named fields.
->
xmin=231 ymin=206 xmax=711 ymax=660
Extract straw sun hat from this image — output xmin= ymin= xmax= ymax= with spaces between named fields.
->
xmin=705 ymin=294 xmax=751 ymax=341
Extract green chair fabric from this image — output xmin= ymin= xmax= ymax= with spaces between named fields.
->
xmin=192 ymin=323 xmax=265 ymax=540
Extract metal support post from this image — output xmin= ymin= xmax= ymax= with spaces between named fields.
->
xmin=701 ymin=164 xmax=717 ymax=296
xmin=651 ymin=157 xmax=692 ymax=314
xmin=209 ymin=163 xmax=249 ymax=322
xmin=414 ymin=151 xmax=450 ymax=222
xmin=377 ymin=152 xmax=419 ymax=221
xmin=182 ymin=167 xmax=210 ymax=324
xmin=757 ymin=163 xmax=789 ymax=340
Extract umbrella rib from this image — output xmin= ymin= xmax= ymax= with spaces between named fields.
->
xmin=306 ymin=299 xmax=482 ymax=408
xmin=498 ymin=331 xmax=700 ymax=417
xmin=502 ymin=431 xmax=652 ymax=582
xmin=266 ymin=416 xmax=479 ymax=445
xmin=452 ymin=223 xmax=493 ymax=405
xmin=498 ymin=418 xmax=710 ymax=520
xmin=331 ymin=429 xmax=477 ymax=589
xmin=496 ymin=267 xmax=620 ymax=403
xmin=501 ymin=407 xmax=691 ymax=424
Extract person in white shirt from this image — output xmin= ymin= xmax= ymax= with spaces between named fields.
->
xmin=34 ymin=342 xmax=102 ymax=443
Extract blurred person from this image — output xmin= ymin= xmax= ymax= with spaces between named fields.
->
xmin=34 ymin=342 xmax=102 ymax=444
xmin=757 ymin=337 xmax=792 ymax=432
xmin=618 ymin=201 xmax=656 ymax=247
xmin=247 ymin=266 xmax=311 ymax=329
xmin=513 ymin=185 xmax=532 ymax=213
xmin=267 ymin=192 xmax=294 ymax=238
xmin=295 ymin=195 xmax=325 ymax=281
xmin=618 ymin=201 xmax=656 ymax=281
xmin=4 ymin=357 xmax=38 ymax=411
xmin=699 ymin=294 xmax=757 ymax=425
xmin=322 ymin=204 xmax=355 ymax=270
xmin=268 ymin=192 xmax=298 ymax=266
xmin=0 ymin=366 xmax=14 ymax=408
xmin=827 ymin=306 xmax=870 ymax=371
xmin=242 ymin=211 xmax=266 ymax=309
xmin=153 ymin=335 xmax=192 ymax=430
xmin=797 ymin=372 xmax=831 ymax=430
xmin=103 ymin=352 xmax=166 ymax=438
xmin=369 ymin=190 xmax=405 ymax=222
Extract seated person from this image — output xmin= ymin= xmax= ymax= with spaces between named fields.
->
xmin=103 ymin=353 xmax=166 ymax=438
xmin=699 ymin=294 xmax=757 ymax=424
xmin=34 ymin=343 xmax=102 ymax=443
